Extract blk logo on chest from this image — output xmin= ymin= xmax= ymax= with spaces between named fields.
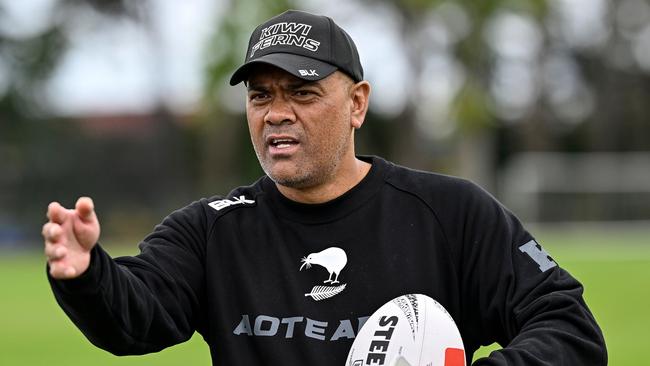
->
xmin=208 ymin=195 xmax=255 ymax=211
xmin=519 ymin=239 xmax=557 ymax=272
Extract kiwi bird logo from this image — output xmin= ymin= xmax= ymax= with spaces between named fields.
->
xmin=300 ymin=247 xmax=347 ymax=284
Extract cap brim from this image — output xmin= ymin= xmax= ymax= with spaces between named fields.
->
xmin=229 ymin=53 xmax=338 ymax=85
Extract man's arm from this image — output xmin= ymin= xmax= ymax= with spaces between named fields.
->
xmin=446 ymin=182 xmax=607 ymax=365
xmin=44 ymin=198 xmax=206 ymax=355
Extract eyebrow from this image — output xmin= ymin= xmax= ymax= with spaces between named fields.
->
xmin=246 ymin=83 xmax=266 ymax=92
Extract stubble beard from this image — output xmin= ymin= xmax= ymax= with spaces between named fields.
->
xmin=255 ymin=133 xmax=352 ymax=190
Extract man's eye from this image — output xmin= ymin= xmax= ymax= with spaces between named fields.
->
xmin=295 ymin=90 xmax=315 ymax=97
xmin=249 ymin=93 xmax=269 ymax=101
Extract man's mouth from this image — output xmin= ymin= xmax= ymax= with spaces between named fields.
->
xmin=269 ymin=138 xmax=299 ymax=149
xmin=267 ymin=136 xmax=299 ymax=150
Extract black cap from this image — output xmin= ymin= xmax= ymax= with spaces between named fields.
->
xmin=229 ymin=10 xmax=363 ymax=85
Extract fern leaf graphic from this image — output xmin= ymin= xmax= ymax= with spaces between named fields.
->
xmin=304 ymin=284 xmax=347 ymax=301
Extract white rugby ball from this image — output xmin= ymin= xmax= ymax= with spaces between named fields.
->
xmin=345 ymin=294 xmax=466 ymax=366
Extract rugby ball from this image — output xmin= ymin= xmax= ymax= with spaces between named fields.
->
xmin=345 ymin=294 xmax=465 ymax=366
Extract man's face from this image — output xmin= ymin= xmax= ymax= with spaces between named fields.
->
xmin=246 ymin=65 xmax=357 ymax=189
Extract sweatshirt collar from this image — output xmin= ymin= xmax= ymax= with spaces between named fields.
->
xmin=261 ymin=156 xmax=387 ymax=223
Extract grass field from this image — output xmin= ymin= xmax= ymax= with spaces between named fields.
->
xmin=1 ymin=224 xmax=648 ymax=365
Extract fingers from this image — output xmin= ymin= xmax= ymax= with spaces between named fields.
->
xmin=73 ymin=197 xmax=100 ymax=248
xmin=47 ymin=198 xmax=96 ymax=224
xmin=44 ymin=199 xmax=94 ymax=280
xmin=42 ymin=222 xmax=73 ymax=278
xmin=44 ymin=226 xmax=81 ymax=279
xmin=75 ymin=197 xmax=95 ymax=222
xmin=47 ymin=202 xmax=67 ymax=224
xmin=43 ymin=222 xmax=65 ymax=259
xmin=42 ymin=222 xmax=62 ymax=243
xmin=48 ymin=261 xmax=78 ymax=279
xmin=44 ymin=241 xmax=67 ymax=260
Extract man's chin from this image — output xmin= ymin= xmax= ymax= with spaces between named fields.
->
xmin=269 ymin=174 xmax=310 ymax=189
xmin=266 ymin=168 xmax=314 ymax=189
xmin=262 ymin=158 xmax=323 ymax=189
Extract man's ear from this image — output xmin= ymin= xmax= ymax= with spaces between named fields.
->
xmin=350 ymin=81 xmax=371 ymax=129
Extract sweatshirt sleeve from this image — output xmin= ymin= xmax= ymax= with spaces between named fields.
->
xmin=447 ymin=181 xmax=607 ymax=365
xmin=47 ymin=200 xmax=208 ymax=356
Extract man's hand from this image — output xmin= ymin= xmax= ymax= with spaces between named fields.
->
xmin=43 ymin=197 xmax=100 ymax=279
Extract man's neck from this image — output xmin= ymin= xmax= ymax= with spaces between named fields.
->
xmin=276 ymin=158 xmax=371 ymax=204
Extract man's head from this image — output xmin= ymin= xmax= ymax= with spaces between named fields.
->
xmin=231 ymin=10 xmax=371 ymax=200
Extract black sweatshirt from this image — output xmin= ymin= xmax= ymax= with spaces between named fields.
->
xmin=49 ymin=156 xmax=607 ymax=365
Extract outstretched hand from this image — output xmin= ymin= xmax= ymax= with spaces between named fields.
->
xmin=43 ymin=197 xmax=100 ymax=279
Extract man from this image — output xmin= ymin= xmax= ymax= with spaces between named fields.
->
xmin=44 ymin=10 xmax=606 ymax=365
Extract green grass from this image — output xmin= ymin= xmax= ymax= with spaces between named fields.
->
xmin=0 ymin=248 xmax=210 ymax=366
xmin=1 ymin=225 xmax=648 ymax=365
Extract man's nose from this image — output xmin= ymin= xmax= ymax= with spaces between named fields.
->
xmin=264 ymin=96 xmax=295 ymax=125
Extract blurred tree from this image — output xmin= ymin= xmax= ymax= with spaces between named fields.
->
xmin=349 ymin=0 xmax=650 ymax=191
xmin=0 ymin=0 xmax=153 ymax=244
xmin=0 ymin=0 xmax=142 ymax=116
xmin=349 ymin=0 xmax=548 ymax=190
